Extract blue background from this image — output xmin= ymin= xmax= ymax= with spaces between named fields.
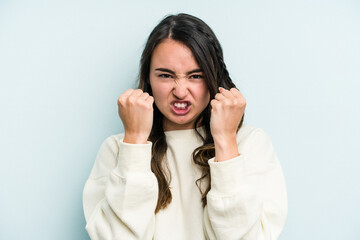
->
xmin=1 ymin=0 xmax=359 ymax=239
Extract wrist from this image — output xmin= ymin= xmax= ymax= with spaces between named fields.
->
xmin=213 ymin=135 xmax=239 ymax=162
xmin=213 ymin=132 xmax=237 ymax=146
xmin=123 ymin=132 xmax=149 ymax=144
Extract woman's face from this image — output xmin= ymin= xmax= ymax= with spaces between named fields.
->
xmin=149 ymin=38 xmax=210 ymax=131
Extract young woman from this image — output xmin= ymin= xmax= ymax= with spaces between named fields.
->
xmin=83 ymin=13 xmax=287 ymax=240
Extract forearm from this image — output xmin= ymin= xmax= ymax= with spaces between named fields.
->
xmin=83 ymin=137 xmax=158 ymax=240
xmin=204 ymin=128 xmax=288 ymax=240
xmin=204 ymin=156 xmax=264 ymax=239
xmin=84 ymin=172 xmax=158 ymax=240
xmin=213 ymin=134 xmax=240 ymax=162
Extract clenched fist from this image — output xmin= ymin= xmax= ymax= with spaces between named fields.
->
xmin=117 ymin=89 xmax=154 ymax=144
xmin=210 ymin=87 xmax=246 ymax=161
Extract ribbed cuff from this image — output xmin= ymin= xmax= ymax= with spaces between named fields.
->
xmin=114 ymin=139 xmax=152 ymax=177
xmin=208 ymin=155 xmax=245 ymax=196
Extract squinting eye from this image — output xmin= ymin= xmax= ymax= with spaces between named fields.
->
xmin=190 ymin=75 xmax=203 ymax=79
xmin=158 ymin=74 xmax=173 ymax=78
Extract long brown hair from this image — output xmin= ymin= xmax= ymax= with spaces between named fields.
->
xmin=138 ymin=13 xmax=244 ymax=213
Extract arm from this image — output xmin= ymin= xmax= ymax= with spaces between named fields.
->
xmin=83 ymin=135 xmax=158 ymax=240
xmin=203 ymin=128 xmax=288 ymax=240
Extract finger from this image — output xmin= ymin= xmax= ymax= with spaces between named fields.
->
xmin=210 ymin=99 xmax=219 ymax=109
xmin=122 ymin=89 xmax=135 ymax=98
xmin=214 ymin=93 xmax=225 ymax=101
xmin=230 ymin=88 xmax=246 ymax=106
xmin=118 ymin=89 xmax=134 ymax=105
xmin=230 ymin=88 xmax=243 ymax=98
xmin=131 ymin=89 xmax=143 ymax=97
xmin=146 ymin=95 xmax=154 ymax=104
xmin=139 ymin=92 xmax=150 ymax=100
xmin=219 ymin=87 xmax=235 ymax=99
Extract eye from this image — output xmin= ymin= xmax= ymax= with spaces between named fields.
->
xmin=158 ymin=74 xmax=173 ymax=78
xmin=189 ymin=75 xmax=203 ymax=79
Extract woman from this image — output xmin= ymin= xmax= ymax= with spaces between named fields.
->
xmin=83 ymin=13 xmax=287 ymax=240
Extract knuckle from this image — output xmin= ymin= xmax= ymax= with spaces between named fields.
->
xmin=118 ymin=97 xmax=125 ymax=105
xmin=211 ymin=101 xmax=219 ymax=110
xmin=138 ymin=101 xmax=146 ymax=108
xmin=148 ymin=96 xmax=154 ymax=102
xmin=136 ymin=99 xmax=143 ymax=105
xmin=224 ymin=100 xmax=231 ymax=106
xmin=146 ymin=103 xmax=153 ymax=110
xmin=128 ymin=96 xmax=136 ymax=105
xmin=240 ymin=98 xmax=247 ymax=106
xmin=230 ymin=87 xmax=237 ymax=93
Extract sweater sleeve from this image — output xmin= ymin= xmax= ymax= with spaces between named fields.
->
xmin=82 ymin=135 xmax=158 ymax=240
xmin=203 ymin=128 xmax=288 ymax=240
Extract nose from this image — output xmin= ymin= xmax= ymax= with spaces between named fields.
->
xmin=173 ymin=77 xmax=188 ymax=99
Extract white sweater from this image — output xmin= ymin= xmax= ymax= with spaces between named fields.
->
xmin=83 ymin=124 xmax=288 ymax=240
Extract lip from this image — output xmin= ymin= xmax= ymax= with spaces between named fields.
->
xmin=170 ymin=100 xmax=192 ymax=115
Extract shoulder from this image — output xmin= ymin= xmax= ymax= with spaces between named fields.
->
xmin=98 ymin=133 xmax=125 ymax=154
xmin=236 ymin=124 xmax=274 ymax=151
xmin=88 ymin=133 xmax=125 ymax=179
xmin=236 ymin=124 xmax=269 ymax=141
xmin=236 ymin=124 xmax=280 ymax=170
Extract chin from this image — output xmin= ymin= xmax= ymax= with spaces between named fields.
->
xmin=165 ymin=115 xmax=196 ymax=130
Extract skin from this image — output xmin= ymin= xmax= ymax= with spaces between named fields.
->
xmin=117 ymin=88 xmax=154 ymax=144
xmin=117 ymin=38 xmax=246 ymax=162
xmin=211 ymin=87 xmax=246 ymax=162
xmin=149 ymin=38 xmax=210 ymax=131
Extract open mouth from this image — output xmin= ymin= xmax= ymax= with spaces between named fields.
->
xmin=174 ymin=102 xmax=188 ymax=109
xmin=171 ymin=101 xmax=191 ymax=115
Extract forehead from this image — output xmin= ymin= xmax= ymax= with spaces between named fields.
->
xmin=150 ymin=38 xmax=200 ymax=72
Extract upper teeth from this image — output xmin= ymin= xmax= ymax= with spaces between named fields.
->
xmin=174 ymin=102 xmax=187 ymax=109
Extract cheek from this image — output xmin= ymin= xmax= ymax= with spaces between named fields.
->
xmin=197 ymin=84 xmax=210 ymax=103
xmin=150 ymin=83 xmax=171 ymax=105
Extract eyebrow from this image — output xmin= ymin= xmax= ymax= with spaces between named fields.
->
xmin=154 ymin=68 xmax=203 ymax=75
